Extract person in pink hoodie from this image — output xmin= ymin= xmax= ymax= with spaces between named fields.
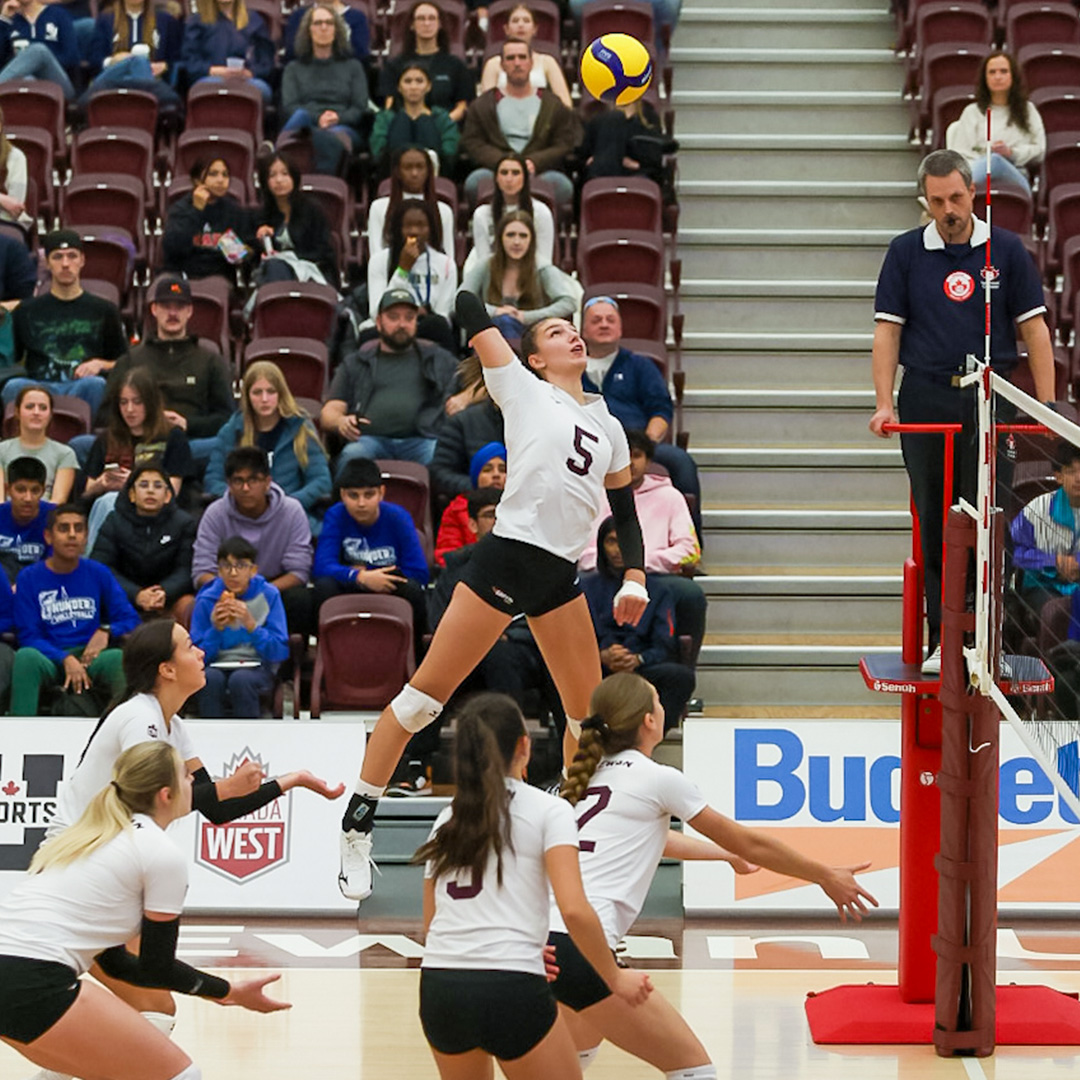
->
xmin=579 ymin=430 xmax=706 ymax=663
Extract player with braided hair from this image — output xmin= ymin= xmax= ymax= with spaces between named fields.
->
xmin=550 ymin=673 xmax=879 ymax=1075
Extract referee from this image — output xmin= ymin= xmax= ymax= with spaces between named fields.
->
xmin=869 ymin=149 xmax=1055 ymax=674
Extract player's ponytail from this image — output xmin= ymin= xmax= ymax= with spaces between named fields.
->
xmin=561 ymin=673 xmax=655 ymax=805
xmin=414 ymin=693 xmax=524 ymax=886
xmin=31 ymin=742 xmax=182 ymax=874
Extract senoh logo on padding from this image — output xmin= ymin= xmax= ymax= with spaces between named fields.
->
xmin=196 ymin=749 xmax=290 ymax=883
xmin=943 ymin=270 xmax=976 ymax=302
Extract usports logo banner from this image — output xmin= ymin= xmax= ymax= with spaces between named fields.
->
xmin=683 ymin=719 xmax=1080 ymax=914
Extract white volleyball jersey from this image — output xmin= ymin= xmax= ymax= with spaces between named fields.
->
xmin=49 ymin=694 xmax=196 ymax=837
xmin=484 ymin=359 xmax=630 ymax=562
xmin=423 ymin=779 xmax=579 ymax=975
xmin=0 ymin=814 xmax=188 ymax=974
xmin=550 ymin=750 xmax=707 ymax=948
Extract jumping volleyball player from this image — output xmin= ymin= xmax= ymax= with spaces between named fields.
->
xmin=30 ymin=619 xmax=342 ymax=1080
xmin=0 ymin=741 xmax=289 ymax=1080
xmin=339 ymin=291 xmax=650 ymax=899
xmin=416 ymin=693 xmax=653 ymax=1079
xmin=550 ymin=672 xmax=879 ymax=1076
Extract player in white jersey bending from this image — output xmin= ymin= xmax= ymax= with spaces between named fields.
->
xmin=416 ymin=693 xmax=653 ymax=1079
xmin=33 ymin=618 xmax=342 ymax=1080
xmin=550 ymin=673 xmax=880 ymax=1077
xmin=0 ymin=741 xmax=288 ymax=1080
xmin=339 ymin=291 xmax=650 ymax=900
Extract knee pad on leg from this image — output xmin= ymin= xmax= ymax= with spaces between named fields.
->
xmin=167 ymin=1064 xmax=201 ymax=1080
xmin=666 ymin=1066 xmax=716 ymax=1080
xmin=142 ymin=1010 xmax=177 ymax=1038
xmin=578 ymin=1045 xmax=600 ymax=1071
xmin=389 ymin=683 xmax=444 ymax=734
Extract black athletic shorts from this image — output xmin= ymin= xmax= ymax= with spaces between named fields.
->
xmin=459 ymin=534 xmax=581 ymax=617
xmin=547 ymin=931 xmax=614 ymax=1011
xmin=419 ymin=968 xmax=557 ymax=1060
xmin=0 ymin=956 xmax=81 ymax=1044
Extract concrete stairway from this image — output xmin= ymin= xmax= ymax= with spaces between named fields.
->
xmin=671 ymin=3 xmax=921 ymax=707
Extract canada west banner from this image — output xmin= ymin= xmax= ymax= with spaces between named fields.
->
xmin=683 ymin=718 xmax=1080 ymax=914
xmin=0 ymin=718 xmax=365 ymax=912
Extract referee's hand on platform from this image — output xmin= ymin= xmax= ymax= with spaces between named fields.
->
xmin=869 ymin=405 xmax=897 ymax=438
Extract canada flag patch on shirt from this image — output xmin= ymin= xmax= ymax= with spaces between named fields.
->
xmin=943 ymin=270 xmax=975 ymax=302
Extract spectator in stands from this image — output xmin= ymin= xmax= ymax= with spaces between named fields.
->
xmin=0 ymin=0 xmax=79 ymax=99
xmin=434 ymin=440 xmax=505 ymax=566
xmin=312 ymin=455 xmax=429 ymax=644
xmin=582 ymin=97 xmax=677 ymax=190
xmin=367 ymin=201 xmax=457 ymax=350
xmin=581 ymin=295 xmax=702 ymax=534
xmin=161 ymin=157 xmax=254 ymax=283
xmin=0 ymin=570 xmax=13 ymax=704
xmin=89 ymin=460 xmax=197 ymax=624
xmin=205 ymin=360 xmax=332 ymax=532
xmin=0 ymin=105 xmax=31 ymax=229
xmin=583 ymin=515 xmax=695 ymax=730
xmin=429 ymin=374 xmax=504 ymax=500
xmin=5 ymin=230 xmax=127 ymax=416
xmin=0 ymin=385 xmax=76 ymax=503
xmin=85 ymin=0 xmax=183 ymax=107
xmin=11 ymin=503 xmax=140 ymax=715
xmin=367 ymin=144 xmax=455 ymax=260
xmin=181 ymin=0 xmax=275 ymax=103
xmin=378 ymin=0 xmax=473 ymax=124
xmin=284 ymin=0 xmax=369 ymax=65
xmin=1011 ymin=441 xmax=1080 ymax=617
xmin=0 ymin=455 xmax=52 ymax=583
xmin=109 ymin=274 xmax=235 ymax=466
xmin=946 ymin=52 xmax=1044 ymax=195
xmin=192 ymin=534 xmax=289 ymax=718
xmin=465 ymin=151 xmax=554 ymax=274
xmin=253 ymin=151 xmax=337 ymax=285
xmin=192 ymin=446 xmax=313 ymax=635
xmin=370 ymin=62 xmax=459 ymax=176
xmin=461 ymin=209 xmax=576 ymax=343
xmin=461 ymin=37 xmax=580 ymax=204
xmin=0 ymin=228 xmax=38 ymax=359
xmin=870 ymin=149 xmax=1054 ymax=674
xmin=321 ymin=288 xmax=458 ymax=469
xmin=280 ymin=4 xmax=368 ymax=176
xmin=479 ymin=3 xmax=570 ymax=107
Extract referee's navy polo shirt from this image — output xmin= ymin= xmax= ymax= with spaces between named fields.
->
xmin=874 ymin=216 xmax=1046 ymax=376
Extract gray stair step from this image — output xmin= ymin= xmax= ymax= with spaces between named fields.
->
xmin=676 ymin=131 xmax=913 ymax=152
xmin=682 ymin=278 xmax=875 ymax=297
xmin=680 ymin=191 xmax=917 ymax=231
xmin=682 ymin=329 xmax=874 ymax=351
xmin=682 ymin=389 xmax=875 ymax=443
xmin=711 ymin=147 xmax=920 ymax=182
xmin=680 ymin=294 xmax=873 ymax=333
xmin=678 ymin=350 xmax=869 ymax=389
xmin=695 ymin=662 xmax=889 ymax=707
xmin=709 ymin=592 xmax=901 ymax=634
xmin=675 ymin=100 xmax=909 ymax=137
xmin=675 ymin=49 xmax=902 ymax=92
xmin=677 ymin=12 xmax=896 ymax=49
xmin=682 ymin=245 xmax=886 ymax=279
xmin=679 ymin=226 xmax=900 ymax=246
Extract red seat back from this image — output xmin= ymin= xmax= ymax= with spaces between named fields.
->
xmin=250 ymin=281 xmax=339 ymax=341
xmin=376 ymin=458 xmax=433 ymax=563
xmin=243 ymin=337 xmax=329 ymax=400
xmin=85 ymin=88 xmax=159 ymax=137
xmin=580 ymin=176 xmax=663 ymax=235
xmin=577 ymin=229 xmax=664 ymax=288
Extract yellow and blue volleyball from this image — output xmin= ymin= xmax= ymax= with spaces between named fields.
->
xmin=580 ymin=33 xmax=653 ymax=106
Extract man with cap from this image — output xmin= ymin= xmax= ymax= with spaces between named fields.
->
xmin=320 ymin=287 xmax=458 ymax=471
xmin=108 ymin=273 xmax=235 ymax=465
xmin=4 ymin=229 xmax=127 ymax=417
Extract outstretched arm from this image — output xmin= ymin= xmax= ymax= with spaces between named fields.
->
xmin=455 ymin=291 xmax=516 ymax=369
xmin=662 ymin=829 xmax=759 ymax=874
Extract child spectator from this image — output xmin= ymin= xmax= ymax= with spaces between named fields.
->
xmin=0 ymin=456 xmax=53 ymax=583
xmin=434 ymin=440 xmax=505 ymax=566
xmin=191 ymin=535 xmax=289 ymax=718
xmin=11 ymin=504 xmax=140 ymax=715
xmin=0 ymin=385 xmax=77 ymax=503
xmin=89 ymin=461 xmax=197 ymax=625
xmin=313 ymin=456 xmax=429 ymax=642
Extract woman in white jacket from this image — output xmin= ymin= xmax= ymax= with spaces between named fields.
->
xmin=946 ymin=52 xmax=1044 ymax=193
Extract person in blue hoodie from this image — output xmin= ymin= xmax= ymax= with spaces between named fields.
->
xmin=191 ymin=535 xmax=289 ymax=717
xmin=11 ymin=504 xmax=141 ymax=715
xmin=84 ymin=0 xmax=183 ymax=106
xmin=313 ymin=455 xmax=429 ymax=645
xmin=181 ymin=0 xmax=276 ymax=103
xmin=0 ymin=455 xmax=52 ymax=584
xmin=0 ymin=0 xmax=79 ymax=99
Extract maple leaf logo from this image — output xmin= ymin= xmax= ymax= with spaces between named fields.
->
xmin=2 ymin=780 xmax=19 ymax=796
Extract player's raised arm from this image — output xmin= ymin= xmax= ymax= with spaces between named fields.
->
xmin=455 ymin=290 xmax=517 ymax=368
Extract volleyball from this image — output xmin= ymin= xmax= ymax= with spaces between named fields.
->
xmin=580 ymin=33 xmax=653 ymax=106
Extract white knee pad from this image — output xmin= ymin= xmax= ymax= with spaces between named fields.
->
xmin=142 ymin=1010 xmax=177 ymax=1038
xmin=167 ymin=1064 xmax=201 ymax=1080
xmin=578 ymin=1045 xmax=600 ymax=1071
xmin=390 ymin=683 xmax=444 ymax=734
xmin=566 ymin=716 xmax=582 ymax=740
xmin=666 ymin=1066 xmax=716 ymax=1080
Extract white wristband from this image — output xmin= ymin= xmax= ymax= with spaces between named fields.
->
xmin=613 ymin=579 xmax=649 ymax=612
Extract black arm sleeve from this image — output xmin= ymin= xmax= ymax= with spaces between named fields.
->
xmin=96 ymin=916 xmax=230 ymax=999
xmin=455 ymin=290 xmax=494 ymax=341
xmin=607 ymin=484 xmax=645 ymax=573
xmin=191 ymin=766 xmax=284 ymax=826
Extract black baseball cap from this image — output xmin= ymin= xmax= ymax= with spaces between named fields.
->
xmin=43 ymin=229 xmax=82 ymax=254
xmin=151 ymin=274 xmax=193 ymax=304
xmin=378 ymin=288 xmax=419 ymax=314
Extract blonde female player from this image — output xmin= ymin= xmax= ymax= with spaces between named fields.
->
xmin=415 ymin=693 xmax=653 ymax=1079
xmin=0 ymin=741 xmax=289 ymax=1080
xmin=549 ymin=673 xmax=880 ymax=1076
xmin=339 ymin=290 xmax=649 ymax=899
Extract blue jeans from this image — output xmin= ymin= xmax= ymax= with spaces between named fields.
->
xmin=188 ymin=436 xmax=217 ymax=467
xmin=73 ymin=17 xmax=95 ymax=55
xmin=86 ymin=491 xmax=118 ymax=551
xmin=465 ymin=167 xmax=573 ymax=207
xmin=89 ymin=55 xmax=181 ymax=107
xmin=0 ymin=43 xmax=75 ymax=99
xmin=280 ymin=109 xmax=358 ymax=174
xmin=198 ymin=662 xmax=276 ymax=718
xmin=971 ymin=152 xmax=1031 ymax=193
xmin=337 ymin=435 xmax=436 ymax=473
xmin=196 ymin=74 xmax=272 ymax=104
xmin=2 ymin=376 xmax=107 ymax=418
